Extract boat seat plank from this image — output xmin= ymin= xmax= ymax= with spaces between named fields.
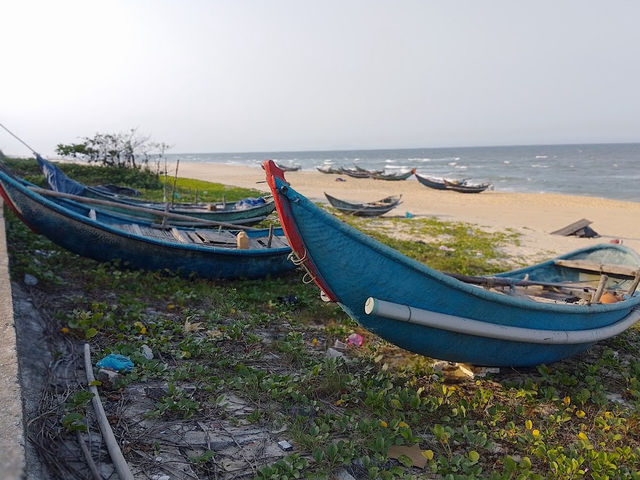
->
xmin=124 ymin=223 xmax=144 ymax=237
xmin=195 ymin=230 xmax=238 ymax=246
xmin=255 ymin=235 xmax=289 ymax=248
xmin=554 ymin=259 xmax=638 ymax=278
xmin=171 ymin=228 xmax=190 ymax=243
xmin=195 ymin=229 xmax=236 ymax=243
xmin=185 ymin=231 xmax=205 ymax=244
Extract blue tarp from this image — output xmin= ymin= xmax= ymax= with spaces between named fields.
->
xmin=37 ymin=154 xmax=87 ymax=196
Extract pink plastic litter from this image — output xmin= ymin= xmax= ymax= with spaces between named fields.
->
xmin=347 ymin=333 xmax=364 ymax=347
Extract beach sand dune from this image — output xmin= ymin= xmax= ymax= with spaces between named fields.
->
xmin=178 ymin=163 xmax=640 ymax=262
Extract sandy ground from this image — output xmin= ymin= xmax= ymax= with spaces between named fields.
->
xmin=178 ymin=162 xmax=640 ymax=263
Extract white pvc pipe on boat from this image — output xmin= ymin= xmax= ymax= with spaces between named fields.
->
xmin=364 ymin=297 xmax=640 ymax=345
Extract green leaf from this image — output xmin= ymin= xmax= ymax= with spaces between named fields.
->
xmin=85 ymin=327 xmax=98 ymax=339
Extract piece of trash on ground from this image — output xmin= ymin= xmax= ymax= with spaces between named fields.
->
xmin=96 ymin=353 xmax=134 ymax=372
xmin=278 ymin=440 xmax=293 ymax=451
xmin=405 ymin=212 xmax=414 ymax=218
xmin=326 ymin=348 xmax=346 ymax=359
xmin=347 ymin=333 xmax=364 ymax=347
xmin=141 ymin=344 xmax=154 ymax=360
xmin=278 ymin=295 xmax=299 ymax=305
xmin=438 ymin=245 xmax=456 ymax=252
xmin=333 ymin=339 xmax=347 ymax=350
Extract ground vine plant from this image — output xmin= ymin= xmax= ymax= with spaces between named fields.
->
xmin=5 ymin=160 xmax=640 ymax=479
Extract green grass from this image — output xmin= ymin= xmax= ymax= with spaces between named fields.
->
xmin=5 ymin=161 xmax=640 ymax=479
xmin=1 ymin=156 xmax=264 ymax=203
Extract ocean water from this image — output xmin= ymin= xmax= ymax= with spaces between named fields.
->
xmin=166 ymin=143 xmax=640 ymax=203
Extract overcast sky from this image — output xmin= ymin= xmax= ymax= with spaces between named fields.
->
xmin=2 ymin=1 xmax=639 ymax=156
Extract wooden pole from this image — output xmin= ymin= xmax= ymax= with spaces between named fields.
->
xmin=590 ymin=275 xmax=608 ymax=303
xmin=28 ymin=186 xmax=257 ymax=230
xmin=170 ymin=159 xmax=180 ymax=208
xmin=447 ymin=272 xmax=598 ymax=291
xmin=627 ymin=271 xmax=640 ymax=295
xmin=267 ymin=224 xmax=274 ymax=248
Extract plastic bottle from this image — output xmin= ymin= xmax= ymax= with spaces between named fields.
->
xmin=236 ymin=231 xmax=249 ymax=249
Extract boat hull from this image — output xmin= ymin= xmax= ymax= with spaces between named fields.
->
xmin=265 ymin=160 xmax=640 ymax=366
xmin=0 ymin=171 xmax=294 ymax=280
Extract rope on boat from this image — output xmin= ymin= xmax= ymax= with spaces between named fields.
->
xmin=0 ymin=122 xmax=38 ymax=155
xmin=288 ymin=249 xmax=317 ymax=284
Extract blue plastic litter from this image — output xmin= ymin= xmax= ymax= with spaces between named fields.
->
xmin=96 ymin=354 xmax=134 ymax=372
xmin=405 ymin=212 xmax=415 ymax=218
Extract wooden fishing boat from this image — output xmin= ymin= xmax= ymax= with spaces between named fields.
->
xmin=37 ymin=155 xmax=276 ymax=225
xmin=414 ymin=173 xmax=450 ymax=190
xmin=372 ymin=168 xmax=416 ymax=181
xmin=443 ymin=179 xmax=492 ymax=194
xmin=340 ymin=168 xmax=371 ymax=179
xmin=415 ymin=172 xmax=491 ymax=193
xmin=340 ymin=166 xmax=384 ymax=178
xmin=316 ymin=165 xmax=341 ymax=174
xmin=264 ymin=160 xmax=640 ymax=366
xmin=324 ymin=193 xmax=402 ymax=217
xmin=274 ymin=162 xmax=301 ymax=172
xmin=0 ymin=167 xmax=294 ymax=280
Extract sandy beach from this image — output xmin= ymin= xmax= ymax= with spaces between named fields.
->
xmin=178 ymin=162 xmax=640 ymax=262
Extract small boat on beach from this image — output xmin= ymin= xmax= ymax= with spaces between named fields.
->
xmin=37 ymin=155 xmax=276 ymax=225
xmin=324 ymin=193 xmax=402 ymax=217
xmin=264 ymin=160 xmax=640 ymax=366
xmin=414 ymin=173 xmax=450 ymax=190
xmin=316 ymin=165 xmax=342 ymax=174
xmin=340 ymin=166 xmax=384 ymax=178
xmin=274 ymin=162 xmax=301 ymax=172
xmin=372 ymin=168 xmax=416 ymax=181
xmin=0 ymin=167 xmax=294 ymax=280
xmin=443 ymin=179 xmax=492 ymax=194
xmin=415 ymin=172 xmax=491 ymax=193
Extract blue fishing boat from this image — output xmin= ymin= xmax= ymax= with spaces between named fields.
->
xmin=324 ymin=193 xmax=402 ymax=217
xmin=371 ymin=168 xmax=416 ymax=181
xmin=0 ymin=167 xmax=294 ymax=280
xmin=415 ymin=172 xmax=491 ymax=193
xmin=264 ymin=160 xmax=640 ymax=366
xmin=37 ymin=155 xmax=276 ymax=225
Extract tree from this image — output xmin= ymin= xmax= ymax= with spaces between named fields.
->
xmin=56 ymin=129 xmax=171 ymax=169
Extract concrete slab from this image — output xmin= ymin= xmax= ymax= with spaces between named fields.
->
xmin=0 ymin=201 xmax=26 ymax=479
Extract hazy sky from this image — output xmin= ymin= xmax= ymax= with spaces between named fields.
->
xmin=2 ymin=1 xmax=639 ymax=156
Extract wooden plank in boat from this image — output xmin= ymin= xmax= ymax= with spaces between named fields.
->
xmin=185 ymin=231 xmax=205 ymax=244
xmin=171 ymin=228 xmax=190 ymax=243
xmin=256 ymin=235 xmax=289 ymax=248
xmin=195 ymin=229 xmax=237 ymax=245
xmin=126 ymin=223 xmax=144 ymax=236
xmin=554 ymin=259 xmax=638 ymax=278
